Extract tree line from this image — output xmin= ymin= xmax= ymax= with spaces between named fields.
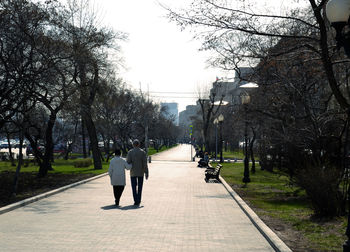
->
xmin=0 ymin=0 xmax=179 ymax=185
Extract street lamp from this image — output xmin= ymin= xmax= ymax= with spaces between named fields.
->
xmin=213 ymin=118 xmax=218 ymax=161
xmin=326 ymin=2 xmax=350 ymax=251
xmin=326 ymin=0 xmax=350 ymax=57
xmin=239 ymin=82 xmax=258 ymax=183
xmin=218 ymin=114 xmax=224 ymax=163
xmin=240 ymin=92 xmax=251 ymax=184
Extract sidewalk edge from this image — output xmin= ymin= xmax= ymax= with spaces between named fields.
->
xmin=219 ymin=175 xmax=292 ymax=252
xmin=0 ymin=173 xmax=108 ymax=215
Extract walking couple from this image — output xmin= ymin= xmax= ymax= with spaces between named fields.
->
xmin=108 ymin=139 xmax=149 ymax=207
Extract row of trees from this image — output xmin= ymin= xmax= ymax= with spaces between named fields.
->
xmin=167 ymin=0 xmax=350 ymax=218
xmin=0 ymin=0 xmax=179 ymax=188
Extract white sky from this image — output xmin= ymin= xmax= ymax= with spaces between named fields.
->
xmin=96 ymin=0 xmax=292 ymax=112
xmin=96 ymin=0 xmax=226 ymax=112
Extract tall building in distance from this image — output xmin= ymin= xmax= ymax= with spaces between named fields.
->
xmin=160 ymin=102 xmax=179 ymax=126
xmin=179 ymin=105 xmax=199 ymax=127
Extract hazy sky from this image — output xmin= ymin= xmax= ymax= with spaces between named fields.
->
xmin=95 ymin=0 xmax=225 ymax=112
xmin=97 ymin=0 xmax=290 ymax=112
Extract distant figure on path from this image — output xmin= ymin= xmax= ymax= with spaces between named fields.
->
xmin=198 ymin=152 xmax=209 ymax=167
xmin=127 ymin=139 xmax=149 ymax=206
xmin=108 ymin=149 xmax=131 ymax=206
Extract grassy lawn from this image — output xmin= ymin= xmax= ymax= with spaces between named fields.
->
xmin=0 ymin=158 xmax=109 ymax=174
xmin=0 ymin=159 xmax=110 ymax=207
xmin=219 ymin=162 xmax=347 ymax=251
xmin=222 ymin=149 xmax=245 ymax=160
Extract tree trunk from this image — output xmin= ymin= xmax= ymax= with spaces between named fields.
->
xmin=6 ymin=132 xmax=15 ymax=166
xmin=64 ymin=120 xmax=78 ymax=160
xmin=38 ymin=113 xmax=56 ymax=177
xmin=82 ymin=113 xmax=102 ymax=169
xmin=12 ymin=131 xmax=24 ymax=196
xmin=104 ymin=136 xmax=111 ymax=162
xmin=77 ymin=55 xmax=101 ymax=169
xmin=82 ymin=117 xmax=87 ymax=158
xmin=204 ymin=131 xmax=210 ymax=152
xmin=121 ymin=141 xmax=128 ymax=157
xmin=24 ymin=133 xmax=43 ymax=169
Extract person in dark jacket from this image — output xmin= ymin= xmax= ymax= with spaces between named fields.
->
xmin=198 ymin=152 xmax=209 ymax=167
xmin=127 ymin=139 xmax=149 ymax=206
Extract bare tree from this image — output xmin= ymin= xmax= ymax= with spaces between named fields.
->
xmin=196 ymin=81 xmax=225 ymax=152
xmin=0 ymin=0 xmax=41 ymax=130
xmin=245 ymin=38 xmax=346 ymax=217
xmin=64 ymin=0 xmax=126 ymax=169
xmin=165 ymin=0 xmax=350 ymax=110
xmin=165 ymin=0 xmax=350 ymax=217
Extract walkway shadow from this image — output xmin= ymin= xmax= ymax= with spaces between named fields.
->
xmin=120 ymin=205 xmax=144 ymax=210
xmin=205 ymin=179 xmax=221 ymax=183
xmin=195 ymin=194 xmax=229 ymax=199
xmin=101 ymin=204 xmax=118 ymax=210
xmin=23 ymin=201 xmax=61 ymax=214
xmin=101 ymin=204 xmax=144 ymax=211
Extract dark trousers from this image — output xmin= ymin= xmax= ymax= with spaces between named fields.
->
xmin=113 ymin=185 xmax=125 ymax=205
xmin=131 ymin=176 xmax=144 ymax=204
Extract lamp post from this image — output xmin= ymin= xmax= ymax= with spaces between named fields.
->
xmin=190 ymin=125 xmax=193 ymax=161
xmin=239 ymin=83 xmax=258 ymax=183
xmin=213 ymin=118 xmax=218 ymax=161
xmin=218 ymin=114 xmax=224 ymax=163
xmin=326 ymin=0 xmax=350 ymax=57
xmin=241 ymin=92 xmax=251 ymax=184
xmin=326 ymin=2 xmax=350 ymax=251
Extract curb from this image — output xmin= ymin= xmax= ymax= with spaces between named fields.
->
xmin=219 ymin=175 xmax=292 ymax=252
xmin=0 ymin=173 xmax=108 ymax=215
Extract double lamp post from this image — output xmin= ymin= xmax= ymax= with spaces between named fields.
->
xmin=240 ymin=92 xmax=251 ymax=184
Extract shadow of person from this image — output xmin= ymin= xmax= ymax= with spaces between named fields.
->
xmin=100 ymin=204 xmax=144 ymax=211
xmin=120 ymin=205 xmax=144 ymax=210
xmin=101 ymin=204 xmax=119 ymax=210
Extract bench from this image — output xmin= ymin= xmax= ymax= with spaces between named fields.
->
xmin=198 ymin=159 xmax=209 ymax=167
xmin=204 ymin=162 xmax=214 ymax=171
xmin=205 ymin=164 xmax=222 ymax=182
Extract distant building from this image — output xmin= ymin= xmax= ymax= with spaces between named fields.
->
xmin=210 ymin=67 xmax=254 ymax=105
xmin=179 ymin=105 xmax=200 ymax=127
xmin=161 ymin=102 xmax=179 ymax=125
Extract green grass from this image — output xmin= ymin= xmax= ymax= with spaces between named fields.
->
xmin=221 ymin=149 xmax=259 ymax=160
xmin=219 ymin=162 xmax=347 ymax=251
xmin=51 ymin=159 xmax=109 ymax=174
xmin=0 ymin=158 xmax=109 ymax=175
xmin=222 ymin=149 xmax=245 ymax=159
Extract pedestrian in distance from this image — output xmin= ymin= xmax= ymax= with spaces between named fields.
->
xmin=127 ymin=139 xmax=149 ymax=206
xmin=108 ymin=149 xmax=131 ymax=206
xmin=198 ymin=152 xmax=209 ymax=167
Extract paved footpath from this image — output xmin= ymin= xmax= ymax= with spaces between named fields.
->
xmin=0 ymin=144 xmax=289 ymax=252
